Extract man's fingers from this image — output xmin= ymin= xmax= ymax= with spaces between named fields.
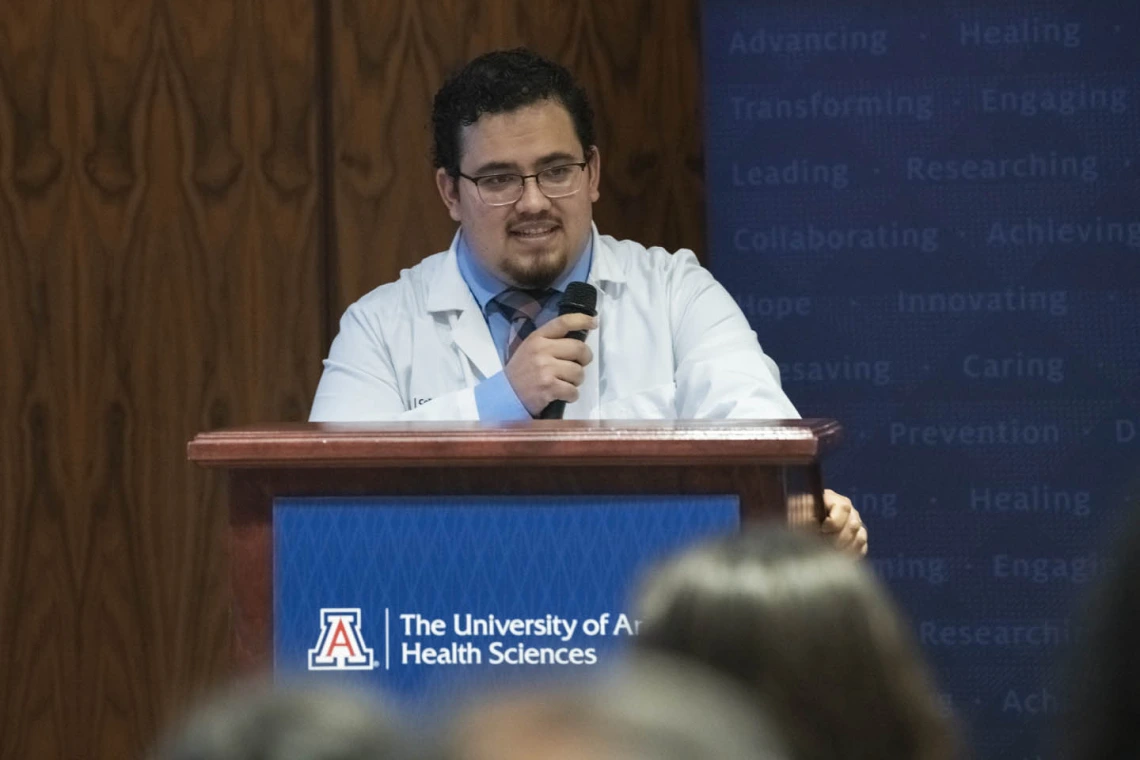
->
xmin=836 ymin=510 xmax=865 ymax=553
xmin=504 ymin=313 xmax=595 ymax=415
xmin=551 ymin=358 xmax=585 ymax=387
xmin=820 ymin=497 xmax=851 ymax=533
xmin=534 ymin=313 xmax=597 ymax=338
xmin=839 ymin=525 xmax=869 ymax=556
xmin=546 ymin=338 xmax=593 ymax=365
xmin=527 ymin=358 xmax=584 ymax=398
xmin=811 ymin=489 xmax=868 ymax=556
xmin=547 ymin=378 xmax=580 ymax=404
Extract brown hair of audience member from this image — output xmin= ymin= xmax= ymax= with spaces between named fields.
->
xmin=150 ymin=678 xmax=408 ymax=760
xmin=1060 ymin=505 xmax=1140 ymax=760
xmin=634 ymin=527 xmax=959 ymax=760
xmin=444 ymin=652 xmax=789 ymax=760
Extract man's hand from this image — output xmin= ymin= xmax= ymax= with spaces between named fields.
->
xmin=504 ymin=313 xmax=597 ymax=417
xmin=820 ymin=489 xmax=868 ymax=556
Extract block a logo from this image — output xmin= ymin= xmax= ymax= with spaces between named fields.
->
xmin=308 ymin=608 xmax=379 ymax=671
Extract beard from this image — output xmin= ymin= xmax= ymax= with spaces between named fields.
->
xmin=500 ymin=246 xmax=569 ymax=289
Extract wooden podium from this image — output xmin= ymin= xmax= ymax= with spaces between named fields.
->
xmin=187 ymin=419 xmax=841 ymax=673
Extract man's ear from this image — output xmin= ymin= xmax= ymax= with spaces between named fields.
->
xmin=435 ymin=167 xmax=463 ymax=222
xmin=586 ymin=146 xmax=601 ymax=203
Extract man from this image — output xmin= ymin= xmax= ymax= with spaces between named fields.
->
xmin=309 ymin=49 xmax=866 ymax=554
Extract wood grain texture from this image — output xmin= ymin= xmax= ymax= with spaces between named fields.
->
xmin=327 ymin=0 xmax=705 ymax=312
xmin=187 ymin=419 xmax=843 ymax=467
xmin=0 ymin=1 xmax=323 ymax=758
xmin=1 ymin=1 xmax=709 ymax=757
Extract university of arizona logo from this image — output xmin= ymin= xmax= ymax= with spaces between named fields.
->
xmin=308 ymin=608 xmax=379 ymax=671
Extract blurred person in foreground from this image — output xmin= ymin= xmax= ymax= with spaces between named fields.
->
xmin=633 ymin=527 xmax=959 ymax=760
xmin=440 ymin=653 xmax=788 ymax=760
xmin=150 ymin=679 xmax=408 ymax=760
xmin=309 ymin=46 xmax=866 ymax=556
xmin=1060 ymin=505 xmax=1140 ymax=760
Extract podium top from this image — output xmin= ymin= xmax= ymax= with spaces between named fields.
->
xmin=187 ymin=419 xmax=841 ymax=468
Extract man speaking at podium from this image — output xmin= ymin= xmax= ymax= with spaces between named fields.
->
xmin=309 ymin=49 xmax=866 ymax=553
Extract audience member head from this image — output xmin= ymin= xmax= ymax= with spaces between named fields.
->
xmin=151 ymin=678 xmax=407 ymax=760
xmin=443 ymin=652 xmax=788 ymax=760
xmin=634 ymin=526 xmax=958 ymax=760
xmin=1061 ymin=505 xmax=1140 ymax=760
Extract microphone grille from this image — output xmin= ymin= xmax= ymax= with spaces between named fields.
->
xmin=561 ymin=281 xmax=598 ymax=315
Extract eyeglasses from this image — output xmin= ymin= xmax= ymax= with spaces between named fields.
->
xmin=458 ymin=159 xmax=590 ymax=206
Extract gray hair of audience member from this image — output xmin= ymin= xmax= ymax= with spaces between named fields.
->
xmin=1060 ymin=505 xmax=1140 ymax=760
xmin=151 ymin=679 xmax=407 ymax=760
xmin=633 ymin=527 xmax=958 ymax=760
xmin=442 ymin=652 xmax=789 ymax=760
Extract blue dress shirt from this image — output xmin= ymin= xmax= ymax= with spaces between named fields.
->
xmin=456 ymin=233 xmax=594 ymax=420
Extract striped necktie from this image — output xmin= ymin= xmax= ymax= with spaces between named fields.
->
xmin=492 ymin=288 xmax=556 ymax=362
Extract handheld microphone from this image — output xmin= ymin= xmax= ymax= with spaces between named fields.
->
xmin=538 ymin=281 xmax=597 ymax=419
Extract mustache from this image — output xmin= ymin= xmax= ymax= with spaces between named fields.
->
xmin=509 ymin=215 xmax=561 ymax=229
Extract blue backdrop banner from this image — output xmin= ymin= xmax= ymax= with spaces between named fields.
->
xmin=701 ymin=1 xmax=1140 ymax=757
xmin=274 ymin=495 xmax=739 ymax=705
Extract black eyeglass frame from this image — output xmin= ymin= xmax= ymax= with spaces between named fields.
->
xmin=456 ymin=152 xmax=593 ymax=206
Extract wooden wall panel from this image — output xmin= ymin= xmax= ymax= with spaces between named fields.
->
xmin=0 ymin=1 xmax=323 ymax=758
xmin=328 ymin=0 xmax=705 ymax=312
xmin=0 ymin=2 xmax=705 ymax=757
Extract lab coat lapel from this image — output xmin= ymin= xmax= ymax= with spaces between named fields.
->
xmin=426 ymin=237 xmax=503 ymax=382
xmin=451 ymin=308 xmax=502 ymax=381
xmin=568 ymin=226 xmax=626 ymax=419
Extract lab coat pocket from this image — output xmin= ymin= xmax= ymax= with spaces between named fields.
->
xmin=597 ymin=382 xmax=677 ymax=420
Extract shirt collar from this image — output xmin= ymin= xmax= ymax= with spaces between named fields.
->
xmin=456 ymin=231 xmax=594 ymax=311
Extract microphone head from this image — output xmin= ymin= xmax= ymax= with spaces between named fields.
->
xmin=559 ymin=281 xmax=598 ymax=316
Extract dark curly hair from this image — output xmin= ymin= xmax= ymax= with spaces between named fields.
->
xmin=431 ymin=48 xmax=596 ymax=177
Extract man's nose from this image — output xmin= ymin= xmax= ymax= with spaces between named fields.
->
xmin=514 ymin=175 xmax=552 ymax=213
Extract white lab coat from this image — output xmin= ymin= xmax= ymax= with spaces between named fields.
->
xmin=309 ymin=225 xmax=799 ymax=421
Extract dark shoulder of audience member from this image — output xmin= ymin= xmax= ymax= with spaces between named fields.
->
xmin=633 ymin=526 xmax=959 ymax=760
xmin=440 ymin=652 xmax=789 ymax=760
xmin=1060 ymin=504 xmax=1140 ymax=760
xmin=150 ymin=678 xmax=408 ymax=760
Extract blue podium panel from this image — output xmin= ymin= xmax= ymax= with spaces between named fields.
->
xmin=274 ymin=495 xmax=739 ymax=705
